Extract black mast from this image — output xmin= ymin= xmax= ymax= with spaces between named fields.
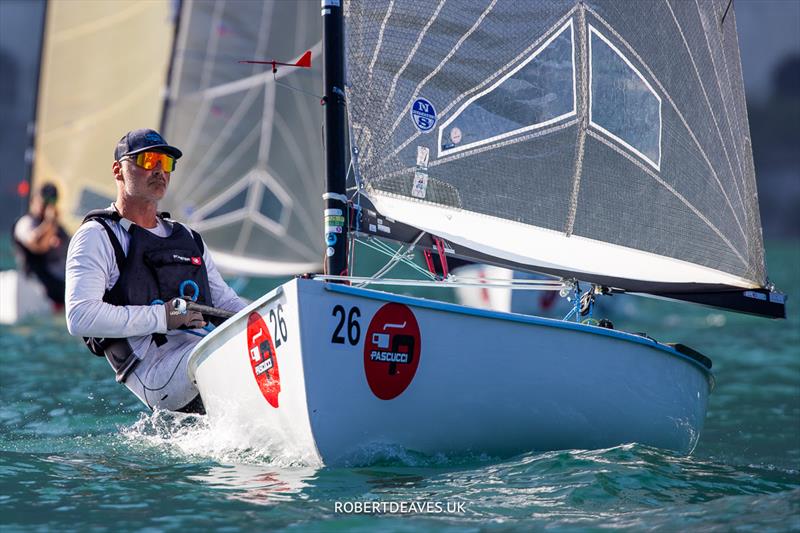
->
xmin=322 ymin=1 xmax=348 ymax=277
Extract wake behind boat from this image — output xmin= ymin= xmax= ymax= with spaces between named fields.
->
xmin=182 ymin=0 xmax=783 ymax=464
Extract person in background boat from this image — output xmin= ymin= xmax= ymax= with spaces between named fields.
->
xmin=65 ymin=128 xmax=247 ymax=414
xmin=12 ymin=182 xmax=70 ymax=307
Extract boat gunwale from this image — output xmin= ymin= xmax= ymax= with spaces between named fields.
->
xmin=324 ymin=281 xmax=715 ymax=380
xmin=187 ymin=278 xmax=715 ymax=388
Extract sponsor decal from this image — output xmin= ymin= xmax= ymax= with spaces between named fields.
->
xmin=324 ymin=214 xmax=345 ymax=235
xmin=744 ymin=291 xmax=766 ymax=301
xmin=410 ymin=98 xmax=437 ymax=132
xmin=173 ymin=254 xmax=190 ymax=262
xmin=363 ymin=303 xmax=421 ymax=400
xmin=416 ymin=146 xmax=429 ymax=169
xmin=412 ymin=170 xmax=428 ymax=199
xmin=247 ymin=311 xmax=281 ymax=407
xmin=191 ymin=256 xmax=202 ymax=265
xmin=769 ymin=292 xmax=785 ymax=304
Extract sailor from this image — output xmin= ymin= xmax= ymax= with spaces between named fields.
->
xmin=12 ymin=182 xmax=70 ymax=307
xmin=65 ymin=128 xmax=247 ymax=414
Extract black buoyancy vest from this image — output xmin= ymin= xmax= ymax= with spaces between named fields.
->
xmin=80 ymin=208 xmax=213 ymax=381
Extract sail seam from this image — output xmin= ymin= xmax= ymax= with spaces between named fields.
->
xmin=565 ymin=6 xmax=589 ymax=238
xmin=169 ymin=0 xmax=194 ymax=101
xmin=706 ymin=0 xmax=748 ymax=203
xmin=430 ymin=119 xmax=578 ymax=167
xmin=175 ymin=87 xmax=263 ymax=196
xmin=50 ymin=3 xmax=150 ymax=43
xmin=366 ymin=0 xmax=395 ymax=85
xmin=188 ymin=121 xmax=261 ymax=200
xmin=660 ymin=0 xmax=749 ymax=245
xmin=181 ymin=0 xmax=227 ymax=159
xmin=693 ymin=0 xmax=748 ymax=219
xmin=381 ymin=0 xmax=502 ymax=162
xmin=587 ymin=129 xmax=748 ymax=269
xmin=365 ymin=119 xmax=578 ymax=198
xmin=383 ymin=0 xmax=447 ymax=110
xmin=384 ymin=2 xmax=576 ymax=164
xmin=587 ymin=5 xmax=749 ymax=248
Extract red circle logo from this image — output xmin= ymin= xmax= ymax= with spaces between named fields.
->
xmin=247 ymin=311 xmax=281 ymax=408
xmin=363 ymin=303 xmax=421 ymax=400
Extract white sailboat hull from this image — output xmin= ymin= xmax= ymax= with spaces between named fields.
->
xmin=188 ymin=278 xmax=712 ymax=465
xmin=0 ymin=270 xmax=53 ymax=325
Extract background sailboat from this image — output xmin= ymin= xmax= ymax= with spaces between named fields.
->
xmin=29 ymin=0 xmax=175 ymax=233
xmin=160 ymin=0 xmax=323 ymax=277
xmin=1 ymin=0 xmax=175 ymax=324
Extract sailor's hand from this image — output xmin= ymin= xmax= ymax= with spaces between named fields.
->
xmin=164 ymin=299 xmax=206 ymax=330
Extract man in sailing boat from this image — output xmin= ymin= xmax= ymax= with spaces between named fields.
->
xmin=12 ymin=182 xmax=70 ymax=307
xmin=65 ymin=129 xmax=247 ymax=414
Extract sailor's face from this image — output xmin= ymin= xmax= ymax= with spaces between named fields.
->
xmin=116 ymin=157 xmax=170 ymax=201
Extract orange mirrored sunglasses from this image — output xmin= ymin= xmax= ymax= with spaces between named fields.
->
xmin=124 ymin=151 xmax=176 ymax=172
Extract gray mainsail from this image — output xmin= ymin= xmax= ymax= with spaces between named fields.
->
xmin=161 ymin=0 xmax=322 ymax=276
xmin=344 ymin=0 xmax=780 ymax=315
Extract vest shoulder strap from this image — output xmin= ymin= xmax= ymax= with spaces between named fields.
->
xmin=82 ymin=208 xmax=120 ymax=224
xmin=83 ymin=210 xmax=126 ymax=267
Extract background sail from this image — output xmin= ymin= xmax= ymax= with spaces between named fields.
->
xmin=31 ymin=1 xmax=174 ymax=233
xmin=161 ymin=0 xmax=323 ymax=276
xmin=345 ymin=0 xmax=766 ymax=292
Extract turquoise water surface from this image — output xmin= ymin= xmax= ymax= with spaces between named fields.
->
xmin=1 ymin=242 xmax=798 ymax=531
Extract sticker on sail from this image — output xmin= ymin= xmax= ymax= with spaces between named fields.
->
xmin=412 ymin=171 xmax=429 ymax=199
xmin=410 ymin=98 xmax=437 ymax=132
xmin=363 ymin=303 xmax=421 ymax=400
xmin=416 ymin=146 xmax=429 ymax=169
xmin=247 ymin=311 xmax=281 ymax=408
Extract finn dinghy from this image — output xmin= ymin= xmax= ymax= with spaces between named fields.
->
xmin=185 ymin=0 xmax=785 ymax=465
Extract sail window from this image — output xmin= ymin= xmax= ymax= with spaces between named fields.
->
xmin=589 ymin=25 xmax=662 ymax=170
xmin=258 ymin=184 xmax=285 ymax=225
xmin=205 ymin=187 xmax=248 ymax=220
xmin=438 ymin=19 xmax=576 ymax=157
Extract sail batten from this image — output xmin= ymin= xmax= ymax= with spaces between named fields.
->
xmin=345 ymin=0 xmax=770 ymax=292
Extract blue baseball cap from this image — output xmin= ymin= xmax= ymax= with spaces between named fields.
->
xmin=114 ymin=128 xmax=183 ymax=161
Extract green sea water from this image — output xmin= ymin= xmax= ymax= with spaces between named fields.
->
xmin=1 ymin=241 xmax=798 ymax=531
